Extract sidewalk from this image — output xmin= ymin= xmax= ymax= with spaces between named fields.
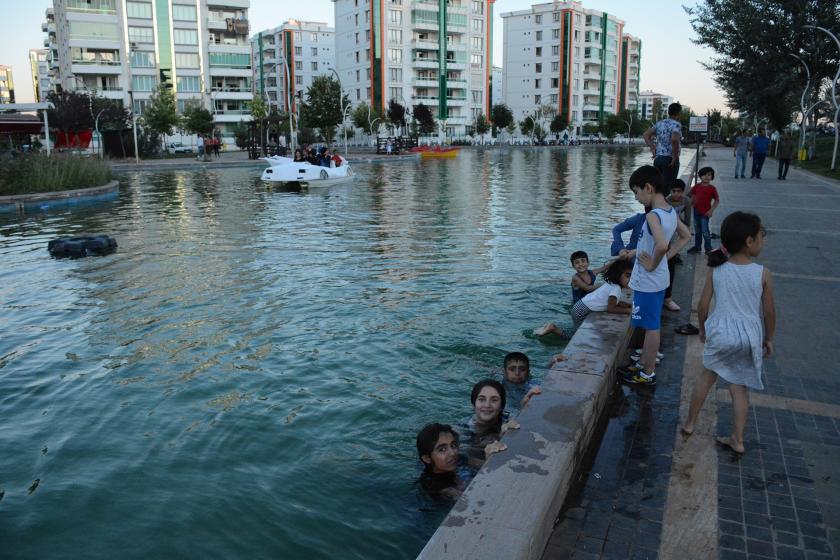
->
xmin=541 ymin=147 xmax=840 ymax=560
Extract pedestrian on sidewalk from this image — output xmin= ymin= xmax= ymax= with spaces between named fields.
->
xmin=196 ymin=134 xmax=205 ymax=161
xmin=643 ymin=102 xmax=683 ymax=189
xmin=733 ymin=129 xmax=749 ymax=178
xmin=777 ymin=131 xmax=795 ymax=180
xmin=749 ymin=128 xmax=770 ymax=178
xmin=682 ymin=211 xmax=776 ymax=454
xmin=687 ymin=167 xmax=720 ymax=254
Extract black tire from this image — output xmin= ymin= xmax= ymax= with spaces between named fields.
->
xmin=48 ymin=235 xmax=117 ymax=258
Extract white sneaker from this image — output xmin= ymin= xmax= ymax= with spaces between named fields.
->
xmin=632 ymin=349 xmax=663 ymax=362
xmin=664 ymin=299 xmax=681 ymax=311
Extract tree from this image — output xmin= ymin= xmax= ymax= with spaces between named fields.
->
xmin=533 ymin=122 xmax=547 ymax=143
xmin=519 ymin=116 xmax=534 ymax=138
xmin=351 ymin=102 xmax=381 ymax=135
xmin=387 ymin=99 xmax=406 ymax=134
xmin=182 ymin=105 xmax=215 ymax=137
xmin=505 ymin=121 xmax=517 ymax=138
xmin=550 ymin=113 xmax=568 ymax=135
xmin=603 ymin=113 xmax=626 ymax=138
xmin=46 ymin=91 xmax=93 ymax=134
xmin=300 ymin=76 xmax=349 ymax=133
xmin=474 ymin=113 xmax=490 ymax=136
xmin=491 ymin=104 xmax=513 ymax=137
xmin=232 ymin=123 xmax=250 ymax=150
xmin=91 ymin=95 xmax=132 ymax=157
xmin=248 ymin=97 xmax=269 ymax=152
xmin=413 ymin=103 xmax=436 ymax=135
xmin=142 ymin=85 xmax=179 ymax=144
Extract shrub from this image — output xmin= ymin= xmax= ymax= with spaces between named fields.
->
xmin=0 ymin=153 xmax=112 ymax=196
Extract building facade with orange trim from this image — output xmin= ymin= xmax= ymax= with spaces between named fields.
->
xmin=501 ymin=1 xmax=641 ymax=137
xmin=333 ymin=0 xmax=494 ymax=137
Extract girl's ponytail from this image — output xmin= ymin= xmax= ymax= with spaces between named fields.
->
xmin=707 ymin=246 xmax=729 ymax=267
xmin=707 ymin=211 xmax=762 ymax=267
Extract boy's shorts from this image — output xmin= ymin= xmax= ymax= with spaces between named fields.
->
xmin=631 ymin=289 xmax=666 ymax=330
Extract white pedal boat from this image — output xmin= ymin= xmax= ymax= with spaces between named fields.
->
xmin=260 ymin=156 xmax=353 ymax=186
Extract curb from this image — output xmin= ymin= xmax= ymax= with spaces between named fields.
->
xmin=0 ymin=180 xmax=119 ymax=213
xmin=417 ymin=311 xmax=632 ymax=559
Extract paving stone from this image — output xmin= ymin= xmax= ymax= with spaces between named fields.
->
xmin=775 ymin=545 xmax=806 ymax=560
xmin=745 ymin=539 xmax=774 ymax=557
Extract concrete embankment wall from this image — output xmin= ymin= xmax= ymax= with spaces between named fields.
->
xmin=417 ymin=310 xmax=632 ymax=559
xmin=0 ymin=180 xmax=119 ymax=213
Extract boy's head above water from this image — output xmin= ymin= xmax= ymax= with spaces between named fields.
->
xmin=417 ymin=423 xmax=460 ymax=474
xmin=570 ymin=250 xmax=590 ymax=273
xmin=503 ymin=352 xmax=530 ymax=384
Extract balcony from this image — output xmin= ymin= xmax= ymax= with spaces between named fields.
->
xmin=412 ymin=39 xmax=438 ymax=50
xmin=444 ymin=115 xmax=466 ymax=124
xmin=207 ymin=18 xmax=228 ymax=30
xmin=412 ymin=95 xmax=439 ymax=105
xmin=42 ymin=22 xmax=55 ymax=33
xmin=71 ymin=61 xmax=122 ymax=75
xmin=414 ymin=77 xmax=438 ymax=87
xmin=210 ymin=0 xmax=249 ymax=7
xmin=412 ymin=1 xmax=438 ymax=9
xmin=413 ymin=57 xmax=439 ymax=69
xmin=213 ymin=90 xmax=251 ymax=100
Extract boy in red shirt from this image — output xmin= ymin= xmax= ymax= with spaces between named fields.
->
xmin=687 ymin=166 xmax=720 ymax=254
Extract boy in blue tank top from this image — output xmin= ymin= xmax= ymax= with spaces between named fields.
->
xmin=618 ymin=165 xmax=691 ymax=385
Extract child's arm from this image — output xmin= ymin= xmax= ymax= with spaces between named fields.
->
xmin=697 ymin=268 xmax=715 ymax=342
xmin=592 ymin=261 xmax=610 ymax=275
xmin=761 ymin=267 xmax=776 ymax=357
xmin=571 ymin=273 xmax=599 ymax=294
xmin=706 ymin=189 xmax=720 ymax=217
xmin=667 ymin=219 xmax=691 ymax=257
xmin=636 ymin=213 xmax=669 ymax=272
xmin=606 ymin=295 xmax=631 ymax=314
xmin=520 ymin=386 xmax=542 ymax=409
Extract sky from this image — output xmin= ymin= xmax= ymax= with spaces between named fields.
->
xmin=1 ymin=0 xmax=728 ymax=112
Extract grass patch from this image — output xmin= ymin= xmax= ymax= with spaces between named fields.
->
xmin=0 ymin=153 xmax=112 ymax=196
xmin=789 ymin=136 xmax=840 ymax=181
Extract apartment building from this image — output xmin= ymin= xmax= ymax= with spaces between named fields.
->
xmin=46 ymin=0 xmax=252 ymax=142
xmin=491 ymin=65 xmax=503 ymax=107
xmin=29 ymin=49 xmax=54 ymax=102
xmin=251 ymin=20 xmax=335 ymax=113
xmin=501 ymin=1 xmax=641 ymax=134
xmin=638 ymin=90 xmax=673 ymax=121
xmin=620 ymin=33 xmax=640 ymax=114
xmin=0 ymin=65 xmax=15 ymax=104
xmin=333 ymin=0 xmax=495 ymax=137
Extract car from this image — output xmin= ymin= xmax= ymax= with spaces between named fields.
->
xmin=166 ymin=142 xmax=193 ymax=154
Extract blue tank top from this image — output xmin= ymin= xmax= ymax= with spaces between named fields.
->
xmin=571 ymin=271 xmax=596 ymax=304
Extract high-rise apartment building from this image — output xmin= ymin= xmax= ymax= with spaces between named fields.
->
xmin=638 ymin=90 xmax=673 ymax=121
xmin=333 ymin=0 xmax=495 ymax=137
xmin=251 ymin=20 xmax=335 ymax=113
xmin=620 ymin=33 xmax=640 ymax=114
xmin=491 ymin=65 xmax=503 ymax=107
xmin=46 ymin=0 xmax=252 ymax=142
xmin=0 ymin=65 xmax=15 ymax=104
xmin=501 ymin=1 xmax=641 ymax=135
xmin=29 ymin=49 xmax=54 ymax=102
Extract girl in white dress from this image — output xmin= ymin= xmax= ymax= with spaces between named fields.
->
xmin=682 ymin=211 xmax=776 ymax=454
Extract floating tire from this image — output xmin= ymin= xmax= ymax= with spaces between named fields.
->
xmin=48 ymin=234 xmax=117 ymax=258
xmin=320 ymin=169 xmax=329 ymax=180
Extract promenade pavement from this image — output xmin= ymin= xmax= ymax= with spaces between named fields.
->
xmin=540 ymin=147 xmax=840 ymax=560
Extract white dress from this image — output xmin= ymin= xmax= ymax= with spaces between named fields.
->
xmin=703 ymin=262 xmax=765 ymax=389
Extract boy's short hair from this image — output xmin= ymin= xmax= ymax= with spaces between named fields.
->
xmin=503 ymin=352 xmax=530 ymax=371
xmin=671 ymin=179 xmax=686 ymax=191
xmin=602 ymin=258 xmax=633 ymax=285
xmin=629 ymin=165 xmax=666 ymax=195
xmin=667 ymin=102 xmax=682 ymax=117
xmin=416 ymin=423 xmax=458 ymax=466
xmin=698 ymin=166 xmax=715 ymax=179
xmin=570 ymin=250 xmax=589 ymax=264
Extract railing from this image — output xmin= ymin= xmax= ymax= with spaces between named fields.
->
xmin=214 ymin=109 xmax=250 ymax=114
xmin=211 ymin=86 xmax=251 ymax=92
xmin=72 ymin=59 xmax=121 ymax=65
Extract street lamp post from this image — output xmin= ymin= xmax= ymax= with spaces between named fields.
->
xmin=329 ymin=68 xmax=349 ymax=156
xmin=124 ymin=46 xmax=140 ymax=163
xmin=280 ymin=53 xmax=296 ymax=153
xmin=367 ymin=104 xmax=380 ymax=148
xmin=789 ymin=53 xmax=812 ymax=155
xmin=805 ymin=25 xmax=840 ymax=169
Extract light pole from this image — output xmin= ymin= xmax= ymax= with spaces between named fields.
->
xmin=329 ymin=68 xmax=349 ymax=156
xmin=124 ymin=46 xmax=139 ymax=163
xmin=621 ymin=111 xmax=633 ymax=143
xmin=367 ymin=104 xmax=380 ymax=148
xmin=280 ymin=53 xmax=296 ymax=153
xmin=805 ymin=25 xmax=840 ymax=169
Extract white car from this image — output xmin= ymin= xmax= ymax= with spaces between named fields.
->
xmin=167 ymin=142 xmax=193 ymax=154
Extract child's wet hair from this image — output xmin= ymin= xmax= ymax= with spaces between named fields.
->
xmin=698 ymin=166 xmax=715 ymax=179
xmin=629 ymin=165 xmax=666 ymax=194
xmin=470 ymin=379 xmax=507 ymax=412
xmin=570 ymin=250 xmax=588 ymax=264
xmin=671 ymin=179 xmax=686 ymax=191
xmin=708 ymin=211 xmax=763 ymax=267
xmin=503 ymin=352 xmax=529 ymax=371
xmin=602 ymin=258 xmax=633 ymax=285
xmin=416 ymin=423 xmax=458 ymax=469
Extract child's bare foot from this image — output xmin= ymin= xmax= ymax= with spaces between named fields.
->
xmin=716 ymin=436 xmax=745 ymax=454
xmin=533 ymin=323 xmax=554 ymax=336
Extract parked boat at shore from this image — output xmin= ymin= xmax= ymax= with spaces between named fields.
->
xmin=410 ymin=146 xmax=460 ymax=159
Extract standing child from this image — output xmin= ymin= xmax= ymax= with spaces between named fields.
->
xmin=663 ymin=179 xmax=691 ymax=311
xmin=682 ymin=212 xmax=776 ymax=454
xmin=619 ymin=165 xmax=691 ymax=386
xmin=687 ymin=167 xmax=720 ymax=254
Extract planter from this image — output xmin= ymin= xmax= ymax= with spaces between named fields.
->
xmin=0 ymin=180 xmax=119 ymax=214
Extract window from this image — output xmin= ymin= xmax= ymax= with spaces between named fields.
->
xmin=535 ymin=47 xmax=542 ymax=57
xmin=574 ymin=63 xmax=579 ymax=74
xmin=389 ymin=67 xmax=402 ymax=81
xmin=472 ymin=1 xmax=482 ymax=14
xmin=172 ymin=4 xmax=196 ymax=21
xmin=176 ymin=99 xmax=200 ymax=113
xmin=550 ymin=94 xmax=558 ymax=104
xmin=389 ymin=10 xmax=402 ymax=24
xmin=389 ymin=29 xmax=402 ymax=44
xmin=355 ymin=32 xmax=359 ymax=44
xmin=294 ymin=32 xmax=301 ymax=41
xmin=132 ymin=98 xmax=148 ymax=115
xmin=551 ymin=78 xmax=559 ymax=88
xmin=127 ymin=26 xmax=153 ymax=43
xmin=356 ymin=89 xmax=360 ymax=100
xmin=355 ymin=13 xmax=358 ymax=25
xmin=389 ymin=86 xmax=402 ymax=100
xmin=573 ymin=95 xmax=579 ymax=107
xmin=311 ymin=61 xmax=318 ymax=71
xmin=173 ymin=29 xmax=197 ymax=45
xmin=552 ymin=28 xmax=559 ymax=40
xmin=311 ymin=32 xmax=318 ymax=42
xmin=356 ymin=69 xmax=360 ymax=81
xmin=470 ymin=54 xmax=482 ymax=67
xmin=388 ymin=48 xmax=402 ymax=63
xmin=176 ymin=76 xmax=200 ymax=92
xmin=471 ymin=90 xmax=482 ymax=103
xmin=295 ymin=75 xmax=303 ymax=85
xmin=472 ymin=18 xmax=482 ymax=31
xmin=552 ymin=45 xmax=559 ymax=55
xmin=311 ymin=47 xmax=318 ymax=56
xmin=355 ymin=51 xmax=360 ymax=63
xmin=131 ymin=51 xmax=155 ymax=68
xmin=535 ymin=63 xmax=542 ymax=73
xmin=553 ymin=12 xmax=560 ymax=22
xmin=175 ymin=53 xmax=199 ymax=68
xmin=126 ymin=2 xmax=151 ymax=18
xmin=536 ymin=31 xmax=542 ymax=41
xmin=574 ymin=30 xmax=580 ymax=41
xmin=471 ymin=36 xmax=481 ymax=49
xmin=295 ymin=60 xmax=302 ymax=71
xmin=131 ymin=75 xmax=156 ymax=91
xmin=551 ymin=61 xmax=559 ymax=71
xmin=67 ymin=0 xmax=116 ymax=13
xmin=209 ymin=52 xmax=250 ymax=67
xmin=294 ymin=46 xmax=302 ymax=56
xmin=534 ymin=94 xmax=541 ymax=104
xmin=535 ymin=79 xmax=541 ymax=88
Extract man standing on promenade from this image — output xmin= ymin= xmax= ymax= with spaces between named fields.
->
xmin=734 ymin=129 xmax=750 ymax=178
xmin=644 ymin=102 xmax=683 ymax=189
xmin=749 ymin=127 xmax=771 ymax=179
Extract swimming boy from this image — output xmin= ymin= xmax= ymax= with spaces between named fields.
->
xmin=619 ymin=165 xmax=691 ymax=386
xmin=502 ymin=352 xmax=542 ymax=409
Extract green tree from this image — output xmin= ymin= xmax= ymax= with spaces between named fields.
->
xmin=142 ymin=85 xmax=180 ymax=146
xmin=300 ymin=76 xmax=349 ymax=132
xmin=182 ymin=105 xmax=215 ymax=137
xmin=232 ymin=123 xmax=251 ymax=150
xmin=413 ymin=103 xmax=436 ymax=135
xmin=505 ymin=120 xmax=517 ymax=138
xmin=386 ymin=99 xmax=406 ymax=134
xmin=519 ymin=116 xmax=534 ymax=138
xmin=491 ymin=104 xmax=513 ymax=137
xmin=351 ymin=102 xmax=381 ymax=135
xmin=474 ymin=113 xmax=490 ymax=136
xmin=533 ymin=122 xmax=547 ymax=143
xmin=248 ymin=97 xmax=269 ymax=152
xmin=550 ymin=113 xmax=568 ymax=135
xmin=46 ymin=91 xmax=93 ymax=134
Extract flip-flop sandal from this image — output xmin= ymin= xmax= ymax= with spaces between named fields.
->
xmin=675 ymin=324 xmax=699 ymax=335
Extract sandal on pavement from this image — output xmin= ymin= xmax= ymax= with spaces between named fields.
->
xmin=675 ymin=324 xmax=699 ymax=335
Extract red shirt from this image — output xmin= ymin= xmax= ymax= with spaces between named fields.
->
xmin=689 ymin=183 xmax=719 ymax=215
